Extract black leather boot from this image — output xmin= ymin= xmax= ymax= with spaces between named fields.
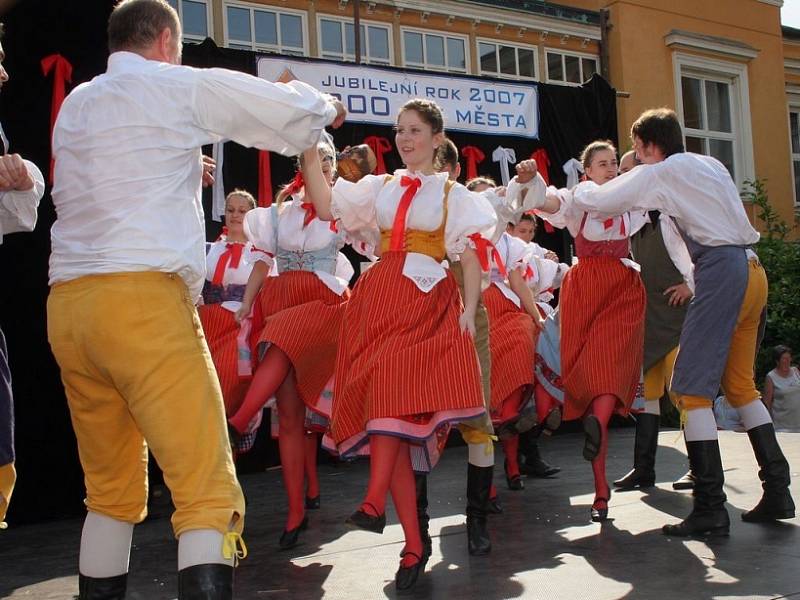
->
xmin=742 ymin=423 xmax=795 ymax=522
xmin=466 ymin=463 xmax=492 ymax=556
xmin=178 ymin=564 xmax=233 ymax=599
xmin=614 ymin=413 xmax=659 ymax=489
xmin=662 ymin=439 xmax=730 ymax=537
xmin=518 ymin=429 xmax=560 ymax=478
xmin=77 ymin=573 xmax=128 ymax=600
xmin=414 ymin=472 xmax=432 ymax=560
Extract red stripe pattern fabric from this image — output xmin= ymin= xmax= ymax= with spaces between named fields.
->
xmin=253 ymin=271 xmax=348 ymax=411
xmin=559 ymin=257 xmax=646 ymax=420
xmin=483 ymin=284 xmax=538 ymax=416
xmin=198 ymin=304 xmax=250 ymax=416
xmin=331 ymin=252 xmax=484 ymax=447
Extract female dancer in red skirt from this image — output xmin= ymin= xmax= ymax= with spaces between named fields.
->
xmin=524 ymin=142 xmax=646 ymax=522
xmin=198 ymin=190 xmax=260 ymax=455
xmin=483 ymin=231 xmax=544 ymax=490
xmin=301 ymin=99 xmax=495 ymax=590
xmin=226 ymin=140 xmax=356 ymax=549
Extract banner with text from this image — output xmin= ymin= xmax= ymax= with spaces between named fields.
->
xmin=257 ymin=56 xmax=539 ymax=139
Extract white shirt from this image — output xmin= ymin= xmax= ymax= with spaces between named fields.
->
xmin=49 ymin=51 xmax=337 ymax=299
xmin=331 ymin=170 xmax=496 ymax=292
xmin=0 ymin=160 xmax=44 ymax=244
xmin=570 ymin=152 xmax=759 ymax=248
xmin=205 ymin=239 xmax=254 ymax=287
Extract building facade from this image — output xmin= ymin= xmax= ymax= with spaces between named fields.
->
xmin=167 ymin=0 xmax=798 ymax=229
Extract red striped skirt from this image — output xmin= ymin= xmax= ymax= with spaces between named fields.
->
xmin=253 ymin=270 xmax=348 ymax=415
xmin=483 ymin=284 xmax=538 ymax=422
xmin=559 ymin=257 xmax=645 ymax=421
xmin=198 ymin=304 xmax=250 ymax=416
xmin=330 ymin=252 xmax=485 ymax=471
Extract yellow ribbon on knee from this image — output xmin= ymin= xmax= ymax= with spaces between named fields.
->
xmin=222 ymin=531 xmax=248 ymax=564
xmin=459 ymin=426 xmax=497 ymax=455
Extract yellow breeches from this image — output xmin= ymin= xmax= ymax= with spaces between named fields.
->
xmin=0 ymin=462 xmax=15 ymax=525
xmin=643 ymin=346 xmax=679 ymax=403
xmin=677 ymin=260 xmax=768 ymax=412
xmin=47 ymin=272 xmax=245 ymax=537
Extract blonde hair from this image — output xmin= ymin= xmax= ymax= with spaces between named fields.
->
xmin=225 ymin=189 xmax=256 ymax=210
xmin=465 ymin=176 xmax=496 ymax=191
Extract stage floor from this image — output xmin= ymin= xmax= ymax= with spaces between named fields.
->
xmin=2 ymin=428 xmax=799 ymax=599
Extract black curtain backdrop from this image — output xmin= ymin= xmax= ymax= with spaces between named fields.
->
xmin=0 ymin=2 xmax=616 ymax=524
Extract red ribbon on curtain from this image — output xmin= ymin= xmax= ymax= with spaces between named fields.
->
xmin=258 ymin=150 xmax=272 ymax=207
xmin=363 ymin=136 xmax=392 ymax=175
xmin=461 ymin=146 xmax=485 ymax=181
xmin=41 ymin=54 xmax=73 ymax=184
xmin=529 ymin=149 xmax=554 ymax=232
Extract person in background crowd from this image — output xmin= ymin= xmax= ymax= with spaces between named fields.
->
xmin=763 ymin=345 xmax=800 ymax=432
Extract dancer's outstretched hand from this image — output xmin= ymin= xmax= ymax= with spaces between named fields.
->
xmin=201 ymin=155 xmax=216 ymax=188
xmin=515 ymin=159 xmax=538 ymax=184
xmin=330 ymin=98 xmax=347 ymax=129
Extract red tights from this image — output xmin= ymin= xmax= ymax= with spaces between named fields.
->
xmin=589 ymin=394 xmax=617 ymax=510
xmin=304 ymin=432 xmax=320 ymax=499
xmin=534 ymin=384 xmax=558 ymax=424
xmin=229 ymin=345 xmax=291 ymax=434
xmin=360 ymin=435 xmax=422 ymax=568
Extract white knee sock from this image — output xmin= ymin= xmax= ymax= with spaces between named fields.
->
xmin=644 ymin=399 xmax=661 ymax=416
xmin=178 ymin=529 xmax=234 ymax=570
xmin=684 ymin=408 xmax=719 ymax=442
xmin=467 ymin=441 xmax=494 ymax=468
xmin=738 ymin=399 xmax=772 ymax=431
xmin=79 ymin=512 xmax=134 ymax=578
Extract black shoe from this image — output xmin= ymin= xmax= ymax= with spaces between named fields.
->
xmin=346 ymin=504 xmax=386 ymax=533
xmin=742 ymin=423 xmax=795 ymax=522
xmin=519 ymin=441 xmax=561 ymax=478
xmin=178 ymin=564 xmax=234 ymax=599
xmin=583 ymin=415 xmax=602 ymax=461
xmin=305 ymin=495 xmax=321 ymax=510
xmin=466 ymin=463 xmax=493 ymax=555
xmin=672 ymin=470 xmax=696 ymax=490
xmin=279 ymin=516 xmax=308 ymax=550
xmin=662 ymin=439 xmax=730 ymax=538
xmin=591 ymin=501 xmax=609 ymax=523
xmin=486 ymin=495 xmax=503 ymax=515
xmin=504 ymin=460 xmax=524 ymax=491
xmin=78 ymin=573 xmax=128 ymax=600
xmin=395 ymin=551 xmax=426 ymax=592
xmin=541 ymin=407 xmax=562 ymax=436
xmin=495 ymin=402 xmax=538 ymax=440
xmin=614 ymin=413 xmax=659 ymax=490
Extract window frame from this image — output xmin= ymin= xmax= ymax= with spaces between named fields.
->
xmin=789 ymin=102 xmax=800 ymax=207
xmin=544 ymin=49 xmax=598 ymax=86
xmin=399 ymin=26 xmax=470 ymax=74
xmin=316 ymin=15 xmax=393 ymax=65
xmin=222 ymin=1 xmax=309 ymax=56
xmin=672 ymin=51 xmax=754 ymax=189
xmin=476 ymin=37 xmax=539 ymax=81
xmin=169 ymin=0 xmax=213 ymax=42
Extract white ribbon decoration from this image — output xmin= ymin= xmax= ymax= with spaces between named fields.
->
xmin=562 ymin=158 xmax=584 ymax=188
xmin=211 ymin=141 xmax=226 ymax=222
xmin=492 ymin=146 xmax=516 ymax=185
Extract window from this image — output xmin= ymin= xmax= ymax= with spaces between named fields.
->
xmin=167 ymin=0 xmax=210 ymax=41
xmin=224 ymin=2 xmax=306 ymax=55
xmin=545 ymin=50 xmax=598 ymax=85
xmin=318 ymin=17 xmax=391 ymax=65
xmin=478 ymin=40 xmax=537 ymax=80
xmin=401 ymin=29 xmax=467 ymax=73
xmin=681 ymin=75 xmax=736 ymax=179
xmin=790 ymin=107 xmax=800 ymax=205
xmin=672 ymin=53 xmax=754 ymax=188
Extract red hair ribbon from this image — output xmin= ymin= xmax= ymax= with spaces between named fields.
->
xmin=461 ymin=146 xmax=485 ymax=181
xmin=212 ymin=242 xmax=244 ymax=285
xmin=389 ymin=176 xmax=422 ymax=250
xmin=258 ymin=150 xmax=272 ymax=207
xmin=364 ymin=136 xmax=392 ymax=175
xmin=468 ymin=233 xmax=506 ymax=276
xmin=41 ymin=54 xmax=73 ymax=185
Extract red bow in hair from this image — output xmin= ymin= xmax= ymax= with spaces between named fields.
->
xmin=258 ymin=150 xmax=272 ymax=207
xmin=468 ymin=233 xmax=506 ymax=276
xmin=363 ymin=136 xmax=392 ymax=175
xmin=461 ymin=146 xmax=485 ymax=181
xmin=41 ymin=54 xmax=73 ymax=184
xmin=284 ymin=171 xmax=305 ymax=197
xmin=212 ymin=242 xmax=244 ymax=285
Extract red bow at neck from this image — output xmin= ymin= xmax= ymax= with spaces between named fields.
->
xmin=212 ymin=242 xmax=244 ymax=285
xmin=389 ymin=176 xmax=422 ymax=251
xmin=469 ymin=234 xmax=507 ymax=276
